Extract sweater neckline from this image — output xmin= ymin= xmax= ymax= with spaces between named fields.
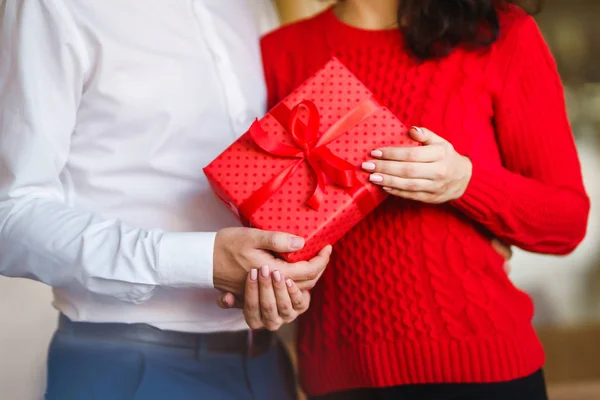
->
xmin=320 ymin=6 xmax=403 ymax=45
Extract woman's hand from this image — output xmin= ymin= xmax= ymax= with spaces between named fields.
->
xmin=217 ymin=265 xmax=311 ymax=331
xmin=363 ymin=126 xmax=472 ymax=204
xmin=492 ymin=238 xmax=513 ymax=275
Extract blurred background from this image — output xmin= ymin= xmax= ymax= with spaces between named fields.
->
xmin=0 ymin=1 xmax=598 ymax=399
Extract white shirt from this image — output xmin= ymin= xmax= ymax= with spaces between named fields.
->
xmin=0 ymin=0 xmax=278 ymax=333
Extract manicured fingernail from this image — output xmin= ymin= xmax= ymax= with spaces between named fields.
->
xmin=326 ymin=245 xmax=333 ymax=255
xmin=289 ymin=236 xmax=305 ymax=251
xmin=411 ymin=126 xmax=424 ymax=138
xmin=260 ymin=265 xmax=270 ymax=278
xmin=369 ymin=174 xmax=383 ymax=183
xmin=250 ymin=269 xmax=258 ymax=281
xmin=361 ymin=162 xmax=376 ymax=171
xmin=383 ymin=187 xmax=393 ymax=192
xmin=286 ymin=279 xmax=293 ymax=288
xmin=273 ymin=270 xmax=282 ymax=282
xmin=371 ymin=150 xmax=383 ymax=158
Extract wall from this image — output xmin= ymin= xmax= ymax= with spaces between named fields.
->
xmin=0 ymin=279 xmax=56 ymax=400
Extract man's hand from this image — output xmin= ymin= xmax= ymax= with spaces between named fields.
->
xmin=218 ymin=266 xmax=310 ymax=331
xmin=213 ymin=227 xmax=332 ymax=297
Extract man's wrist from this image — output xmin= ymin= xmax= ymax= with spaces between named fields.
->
xmin=157 ymin=232 xmax=216 ymax=288
xmin=212 ymin=229 xmax=228 ymax=291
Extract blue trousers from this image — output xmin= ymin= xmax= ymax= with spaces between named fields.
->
xmin=45 ymin=322 xmax=297 ymax=400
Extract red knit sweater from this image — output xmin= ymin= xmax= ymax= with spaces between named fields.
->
xmin=261 ymin=6 xmax=590 ymax=396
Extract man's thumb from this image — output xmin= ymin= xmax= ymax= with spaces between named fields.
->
xmin=256 ymin=231 xmax=305 ymax=252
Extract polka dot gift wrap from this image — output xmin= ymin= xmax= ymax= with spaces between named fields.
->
xmin=203 ymin=58 xmax=416 ymax=262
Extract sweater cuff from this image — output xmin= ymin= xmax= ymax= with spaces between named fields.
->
xmin=451 ymin=160 xmax=508 ymax=222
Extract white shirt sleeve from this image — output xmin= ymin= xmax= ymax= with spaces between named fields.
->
xmin=0 ymin=0 xmax=215 ymax=304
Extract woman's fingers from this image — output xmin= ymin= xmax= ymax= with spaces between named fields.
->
xmin=491 ymin=238 xmax=513 ymax=261
xmin=243 ymin=268 xmax=263 ymax=330
xmin=370 ymin=144 xmax=443 ymax=163
xmin=272 ymin=271 xmax=296 ymax=322
xmin=408 ymin=126 xmax=445 ymax=145
xmin=491 ymin=238 xmax=513 ymax=275
xmin=242 ymin=266 xmax=311 ymax=332
xmin=369 ymin=174 xmax=439 ymax=193
xmin=258 ymin=265 xmax=282 ymax=331
xmin=286 ymin=279 xmax=310 ymax=313
xmin=363 ymin=159 xmax=444 ymax=180
xmin=370 ymin=126 xmax=446 ymax=162
xmin=235 ymin=260 xmax=317 ymax=332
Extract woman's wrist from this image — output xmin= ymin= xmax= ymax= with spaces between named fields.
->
xmin=453 ymin=155 xmax=473 ymax=200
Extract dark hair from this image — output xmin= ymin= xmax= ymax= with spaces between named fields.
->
xmin=397 ymin=0 xmax=543 ymax=59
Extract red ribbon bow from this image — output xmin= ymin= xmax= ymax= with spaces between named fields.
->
xmin=238 ymin=98 xmax=380 ymax=219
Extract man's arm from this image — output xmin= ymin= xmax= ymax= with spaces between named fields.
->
xmin=0 ymin=0 xmax=217 ymax=303
xmin=0 ymin=1 xmax=331 ymax=304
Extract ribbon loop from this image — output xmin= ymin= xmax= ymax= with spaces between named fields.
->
xmin=289 ymin=100 xmax=321 ymax=151
xmin=249 ymin=120 xmax=302 ymax=158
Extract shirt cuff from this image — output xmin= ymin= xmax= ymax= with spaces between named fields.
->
xmin=156 ymin=232 xmax=216 ymax=289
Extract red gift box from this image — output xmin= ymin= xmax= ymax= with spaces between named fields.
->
xmin=203 ymin=58 xmax=417 ymax=262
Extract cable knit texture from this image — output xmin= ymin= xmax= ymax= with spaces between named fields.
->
xmin=261 ymin=6 xmax=590 ymax=396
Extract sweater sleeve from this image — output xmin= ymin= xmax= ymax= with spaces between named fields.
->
xmin=451 ymin=16 xmax=590 ymax=255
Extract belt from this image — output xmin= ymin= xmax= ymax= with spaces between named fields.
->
xmin=58 ymin=314 xmax=277 ymax=358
